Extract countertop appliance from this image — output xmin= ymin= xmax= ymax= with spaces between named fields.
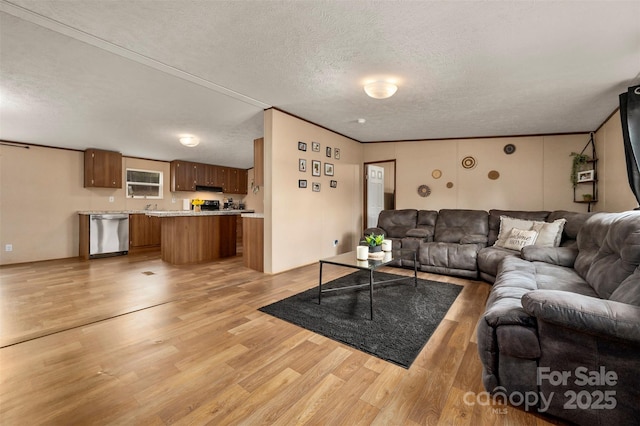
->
xmin=89 ymin=213 xmax=129 ymax=258
xmin=192 ymin=200 xmax=220 ymax=211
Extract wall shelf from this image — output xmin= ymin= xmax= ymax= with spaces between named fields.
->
xmin=573 ymin=132 xmax=598 ymax=212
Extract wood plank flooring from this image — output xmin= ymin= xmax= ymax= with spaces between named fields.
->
xmin=0 ymin=253 xmax=566 ymax=425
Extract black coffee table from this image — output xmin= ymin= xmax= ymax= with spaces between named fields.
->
xmin=318 ymin=249 xmax=418 ymax=319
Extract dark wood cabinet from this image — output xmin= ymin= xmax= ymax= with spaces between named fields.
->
xmin=84 ymin=149 xmax=122 ymax=188
xmin=129 ymin=214 xmax=161 ymax=249
xmin=171 ymin=161 xmax=248 ymax=194
xmin=170 ymin=160 xmax=197 ymax=192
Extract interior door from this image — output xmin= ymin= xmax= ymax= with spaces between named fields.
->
xmin=366 ymin=165 xmax=385 ymax=228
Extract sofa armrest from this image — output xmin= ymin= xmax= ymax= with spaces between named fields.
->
xmin=363 ymin=227 xmax=385 ymax=237
xmin=405 ymin=228 xmax=433 ymax=240
xmin=522 ymin=290 xmax=640 ymax=344
xmin=460 ymin=234 xmax=488 ymax=245
xmin=521 ymin=246 xmax=578 ymax=267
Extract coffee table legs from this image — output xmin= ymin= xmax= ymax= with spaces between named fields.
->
xmin=318 ymin=261 xmax=324 ymax=305
xmin=369 ymin=269 xmax=374 ymax=320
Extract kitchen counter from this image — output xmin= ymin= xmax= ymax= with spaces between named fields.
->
xmin=78 ymin=210 xmax=253 ymax=216
xmin=241 ymin=212 xmax=264 ymax=219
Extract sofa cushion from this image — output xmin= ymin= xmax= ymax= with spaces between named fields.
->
xmin=488 ymin=210 xmax=550 ymax=246
xmin=610 ymin=272 xmax=640 ymax=307
xmin=575 ymin=212 xmax=640 ymax=299
xmin=495 ymin=216 xmax=565 ymax=248
xmin=521 ymin=245 xmax=578 ymax=268
xmin=434 ymin=209 xmax=488 ymax=243
xmin=376 ymin=209 xmax=418 ymax=239
xmin=416 ymin=210 xmax=438 ymax=238
xmin=405 ymin=228 xmax=432 ymax=239
xmin=477 ymin=246 xmax=520 ymax=280
xmin=547 ymin=210 xmax=592 ymax=242
xmin=419 ymin=242 xmax=478 ymax=272
xmin=503 ymin=228 xmax=538 ymax=250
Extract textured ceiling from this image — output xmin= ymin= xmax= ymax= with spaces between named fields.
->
xmin=1 ymin=1 xmax=639 ymax=169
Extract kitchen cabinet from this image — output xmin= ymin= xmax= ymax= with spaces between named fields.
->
xmin=170 ymin=160 xmax=197 ymax=191
xmin=196 ymin=164 xmax=218 ymax=187
xmin=84 ymin=149 xmax=122 ymax=188
xmin=243 ymin=215 xmax=263 ymax=272
xmin=171 ymin=161 xmax=247 ymax=194
xmin=129 ymin=214 xmax=161 ymax=250
xmin=253 ymin=137 xmax=264 ymax=187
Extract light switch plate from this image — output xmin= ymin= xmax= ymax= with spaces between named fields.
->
xmin=109 ymin=196 xmax=114 ymax=202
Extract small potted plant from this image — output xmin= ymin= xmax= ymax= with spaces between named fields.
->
xmin=570 ymin=152 xmax=590 ymax=187
xmin=191 ymin=198 xmax=204 ymax=212
xmin=582 ymin=194 xmax=593 ymax=202
xmin=364 ymin=233 xmax=385 ymax=252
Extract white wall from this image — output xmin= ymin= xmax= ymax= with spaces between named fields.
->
xmin=264 ymin=109 xmax=364 ymax=274
xmin=364 ymin=134 xmax=618 ymax=212
xmin=595 ymin=110 xmax=638 ymax=212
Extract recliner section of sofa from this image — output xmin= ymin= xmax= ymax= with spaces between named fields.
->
xmin=366 ymin=208 xmax=591 ymax=280
xmin=477 ymin=211 xmax=640 ymax=425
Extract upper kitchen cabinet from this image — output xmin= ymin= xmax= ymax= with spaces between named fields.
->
xmin=170 ymin=160 xmax=197 ymax=191
xmin=84 ymin=149 xmax=122 ymax=188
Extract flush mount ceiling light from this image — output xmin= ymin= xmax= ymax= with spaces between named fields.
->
xmin=364 ymin=81 xmax=398 ymax=99
xmin=179 ymin=136 xmax=199 ymax=147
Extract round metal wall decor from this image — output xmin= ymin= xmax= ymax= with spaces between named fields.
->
xmin=431 ymin=169 xmax=442 ymax=179
xmin=488 ymin=170 xmax=500 ymax=180
xmin=503 ymin=144 xmax=516 ymax=155
xmin=461 ymin=156 xmax=477 ymax=169
xmin=417 ymin=184 xmax=431 ymax=197
xmin=446 ymin=182 xmax=454 ymax=188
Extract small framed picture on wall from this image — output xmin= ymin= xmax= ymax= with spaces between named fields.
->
xmin=312 ymin=141 xmax=320 ymax=152
xmin=326 ymin=147 xmax=332 ymax=158
xmin=299 ymin=158 xmax=307 ymax=172
xmin=298 ymin=179 xmax=307 ymax=188
xmin=298 ymin=141 xmax=307 ymax=151
xmin=324 ymin=163 xmax=334 ymax=176
xmin=330 ymin=180 xmax=337 ymax=188
xmin=312 ymin=160 xmax=321 ymax=176
xmin=312 ymin=182 xmax=321 ymax=192
xmin=334 ymin=148 xmax=340 ymax=160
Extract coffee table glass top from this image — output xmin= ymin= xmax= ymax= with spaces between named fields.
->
xmin=319 ymin=249 xmax=416 ymax=270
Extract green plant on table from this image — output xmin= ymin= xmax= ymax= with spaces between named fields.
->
xmin=364 ymin=233 xmax=384 ymax=247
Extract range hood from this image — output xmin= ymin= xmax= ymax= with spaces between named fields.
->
xmin=195 ymin=185 xmax=224 ymax=193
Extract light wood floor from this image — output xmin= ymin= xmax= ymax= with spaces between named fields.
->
xmin=0 ymin=253 xmax=565 ymax=425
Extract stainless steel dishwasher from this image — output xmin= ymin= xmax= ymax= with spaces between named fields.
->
xmin=89 ymin=214 xmax=129 ymax=258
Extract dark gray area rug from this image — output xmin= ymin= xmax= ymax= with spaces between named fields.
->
xmin=259 ymin=270 xmax=463 ymax=368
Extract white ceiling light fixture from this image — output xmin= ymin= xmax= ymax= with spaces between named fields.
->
xmin=364 ymin=81 xmax=398 ymax=99
xmin=179 ymin=136 xmax=199 ymax=147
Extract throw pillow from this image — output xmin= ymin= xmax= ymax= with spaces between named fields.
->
xmin=494 ymin=216 xmax=536 ymax=247
xmin=503 ymin=228 xmax=538 ymax=251
xmin=495 ymin=216 xmax=566 ymax=248
xmin=531 ymin=218 xmax=567 ymax=247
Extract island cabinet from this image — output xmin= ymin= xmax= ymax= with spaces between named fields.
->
xmin=160 ymin=215 xmax=236 ymax=265
xmin=84 ymin=149 xmax=122 ymax=188
xmin=129 ymin=214 xmax=161 ymax=252
xmin=170 ymin=160 xmax=197 ymax=191
xmin=243 ymin=215 xmax=263 ymax=272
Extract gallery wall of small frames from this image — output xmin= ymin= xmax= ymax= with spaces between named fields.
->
xmin=298 ymin=140 xmax=340 ymax=191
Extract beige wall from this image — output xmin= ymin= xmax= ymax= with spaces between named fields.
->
xmin=0 ymin=145 xmax=249 ymax=265
xmin=594 ymin=110 xmax=638 ymax=212
xmin=363 ymin=134 xmax=628 ymax=212
xmin=243 ymin=168 xmax=264 ymax=213
xmin=264 ymin=109 xmax=364 ymax=274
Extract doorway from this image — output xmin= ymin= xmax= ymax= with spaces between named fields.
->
xmin=364 ymin=160 xmax=396 ymax=230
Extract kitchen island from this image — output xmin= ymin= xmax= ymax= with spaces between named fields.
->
xmin=146 ymin=210 xmax=252 ymax=265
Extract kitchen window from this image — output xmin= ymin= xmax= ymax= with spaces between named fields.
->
xmin=126 ymin=168 xmax=163 ymax=199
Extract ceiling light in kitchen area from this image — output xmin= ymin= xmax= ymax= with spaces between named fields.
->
xmin=364 ymin=80 xmax=398 ymax=99
xmin=179 ymin=136 xmax=200 ymax=147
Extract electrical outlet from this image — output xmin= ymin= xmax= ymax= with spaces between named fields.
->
xmin=333 ymin=239 xmax=339 ymax=247
xmin=172 ymin=197 xmax=176 ymax=203
xmin=108 ymin=196 xmax=115 ymax=203
xmin=5 ymin=244 xmax=13 ymax=252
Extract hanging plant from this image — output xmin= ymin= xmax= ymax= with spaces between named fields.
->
xmin=570 ymin=152 xmax=590 ymax=187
